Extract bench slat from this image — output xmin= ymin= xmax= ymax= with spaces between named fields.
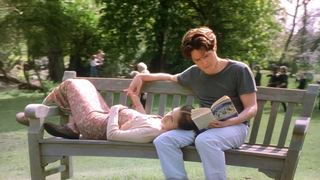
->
xmin=186 ymin=95 xmax=194 ymax=106
xmin=277 ymin=103 xmax=295 ymax=147
xmin=172 ymin=95 xmax=181 ymax=108
xmin=119 ymin=92 xmax=127 ymax=105
xmin=300 ymin=84 xmax=320 ymax=117
xmin=249 ymin=100 xmax=265 ymax=144
xmin=263 ymin=101 xmax=280 ymax=145
xmin=256 ymin=87 xmax=306 ymax=103
xmin=78 ymin=78 xmax=194 ymax=95
xmin=106 ymin=92 xmax=114 ymax=107
xmin=145 ymin=93 xmax=154 ymax=114
xmin=40 ymin=138 xmax=287 ymax=159
xmin=158 ymin=94 xmax=167 ymax=116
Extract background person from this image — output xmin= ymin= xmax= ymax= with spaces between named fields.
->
xmin=254 ymin=64 xmax=262 ymax=86
xmin=130 ymin=62 xmax=150 ymax=108
xmin=89 ymin=55 xmax=101 ymax=77
xmin=296 ymin=72 xmax=307 ymax=89
xmin=267 ymin=66 xmax=280 ymax=87
xmin=278 ymin=66 xmax=288 ymax=112
xmin=97 ymin=49 xmax=105 ymax=63
xmin=126 ymin=27 xmax=257 ymax=180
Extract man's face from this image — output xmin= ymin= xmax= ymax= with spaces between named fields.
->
xmin=191 ymin=49 xmax=217 ymax=74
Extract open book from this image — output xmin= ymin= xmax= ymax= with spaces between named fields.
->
xmin=191 ymin=95 xmax=238 ymax=131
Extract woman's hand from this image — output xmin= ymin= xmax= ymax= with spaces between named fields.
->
xmin=127 ymin=90 xmax=142 ymax=108
xmin=110 ymin=104 xmax=127 ymax=112
xmin=124 ymin=74 xmax=143 ymax=96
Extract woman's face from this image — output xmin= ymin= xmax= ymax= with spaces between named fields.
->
xmin=162 ymin=107 xmax=181 ymax=130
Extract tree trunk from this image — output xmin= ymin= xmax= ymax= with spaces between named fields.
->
xmin=47 ymin=50 xmax=64 ymax=82
xmin=149 ymin=0 xmax=170 ymax=73
xmin=278 ymin=0 xmax=301 ymax=65
xmin=68 ymin=54 xmax=89 ymax=77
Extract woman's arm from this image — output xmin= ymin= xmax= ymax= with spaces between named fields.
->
xmin=127 ymin=90 xmax=146 ymax=114
xmin=106 ymin=106 xmax=158 ymax=143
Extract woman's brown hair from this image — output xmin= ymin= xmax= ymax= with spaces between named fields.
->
xmin=177 ymin=105 xmax=200 ymax=135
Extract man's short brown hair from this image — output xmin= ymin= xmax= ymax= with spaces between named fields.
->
xmin=181 ymin=27 xmax=217 ymax=59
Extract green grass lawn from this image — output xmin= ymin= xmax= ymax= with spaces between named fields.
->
xmin=1 ymin=73 xmax=320 ymax=179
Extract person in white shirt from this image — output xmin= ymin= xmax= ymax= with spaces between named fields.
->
xmin=89 ymin=55 xmax=101 ymax=77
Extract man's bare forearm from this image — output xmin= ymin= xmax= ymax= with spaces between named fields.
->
xmin=137 ymin=73 xmax=173 ymax=81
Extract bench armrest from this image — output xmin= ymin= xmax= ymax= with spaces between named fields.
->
xmin=288 ymin=116 xmax=310 ymax=152
xmin=292 ymin=116 xmax=310 ymax=135
xmin=25 ymin=104 xmax=60 ymax=118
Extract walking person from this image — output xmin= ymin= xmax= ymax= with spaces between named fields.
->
xmin=267 ymin=66 xmax=280 ymax=87
xmin=89 ymin=55 xmax=101 ymax=77
xmin=278 ymin=66 xmax=288 ymax=112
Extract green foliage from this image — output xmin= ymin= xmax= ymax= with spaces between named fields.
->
xmin=1 ymin=0 xmax=283 ymax=78
xmin=98 ymin=0 xmax=282 ymax=73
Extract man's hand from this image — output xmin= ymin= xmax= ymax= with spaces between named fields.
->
xmin=208 ymin=119 xmax=232 ymax=128
xmin=124 ymin=74 xmax=143 ymax=96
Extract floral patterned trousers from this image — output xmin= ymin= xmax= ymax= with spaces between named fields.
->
xmin=43 ymin=79 xmax=110 ymax=139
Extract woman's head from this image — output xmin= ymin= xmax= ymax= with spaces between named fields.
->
xmin=162 ymin=105 xmax=200 ymax=134
xmin=181 ymin=27 xmax=217 ymax=59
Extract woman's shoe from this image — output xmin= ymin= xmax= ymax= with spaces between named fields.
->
xmin=44 ymin=121 xmax=79 ymax=139
xmin=16 ymin=112 xmax=30 ymax=126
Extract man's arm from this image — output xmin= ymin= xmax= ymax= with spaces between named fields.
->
xmin=209 ymin=92 xmax=257 ymax=127
xmin=126 ymin=73 xmax=179 ymax=95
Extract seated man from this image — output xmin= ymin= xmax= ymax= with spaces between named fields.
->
xmin=126 ymin=27 xmax=257 ymax=180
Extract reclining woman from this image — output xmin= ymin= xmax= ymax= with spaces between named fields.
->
xmin=16 ymin=79 xmax=199 ymax=143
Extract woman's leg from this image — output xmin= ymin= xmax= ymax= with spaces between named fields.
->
xmin=44 ymin=79 xmax=109 ymax=137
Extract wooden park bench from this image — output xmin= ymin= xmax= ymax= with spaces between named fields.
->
xmin=24 ymin=71 xmax=319 ymax=180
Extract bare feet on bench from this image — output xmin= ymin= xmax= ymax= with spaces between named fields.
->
xmin=44 ymin=121 xmax=80 ymax=139
xmin=16 ymin=112 xmax=30 ymax=126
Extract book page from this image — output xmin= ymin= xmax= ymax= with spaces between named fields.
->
xmin=192 ymin=112 xmax=215 ymax=130
xmin=210 ymin=95 xmax=231 ymax=109
xmin=191 ymin=108 xmax=211 ymax=120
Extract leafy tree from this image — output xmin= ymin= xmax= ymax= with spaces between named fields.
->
xmin=99 ymin=0 xmax=282 ymax=73
xmin=1 ymin=0 xmax=105 ymax=83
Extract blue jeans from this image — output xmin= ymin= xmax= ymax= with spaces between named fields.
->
xmin=153 ymin=123 xmax=249 ymax=180
xmin=90 ymin=66 xmax=99 ymax=77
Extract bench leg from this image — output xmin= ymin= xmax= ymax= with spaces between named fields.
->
xmin=61 ymin=156 xmax=73 ymax=179
xmin=259 ymin=169 xmax=281 ymax=180
xmin=28 ymin=119 xmax=46 ymax=180
xmin=280 ymin=152 xmax=299 ymax=180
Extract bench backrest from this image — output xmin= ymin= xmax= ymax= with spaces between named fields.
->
xmin=64 ymin=71 xmax=319 ymax=149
